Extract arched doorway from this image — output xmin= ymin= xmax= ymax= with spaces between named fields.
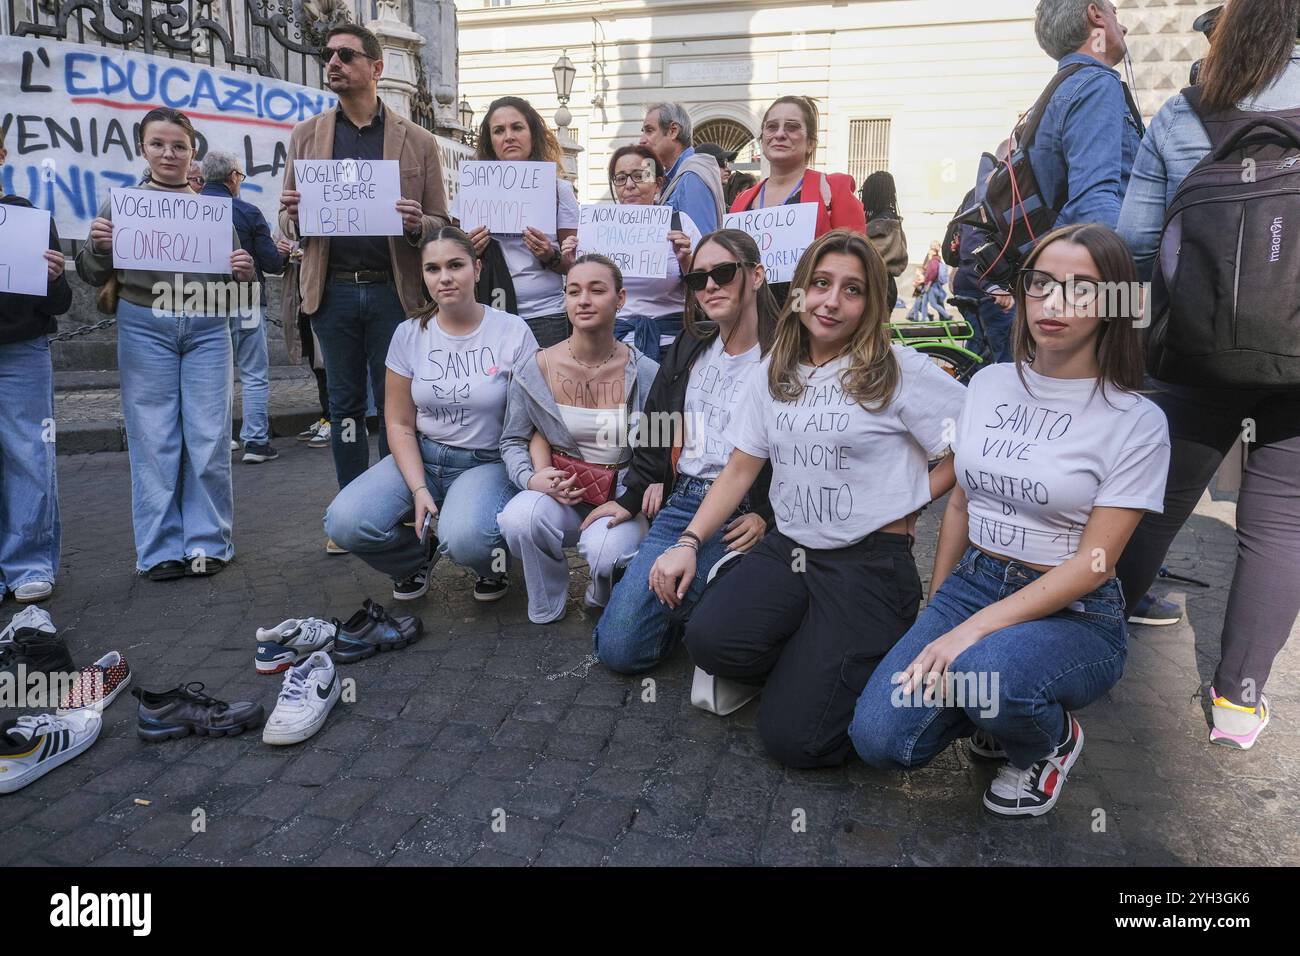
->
xmin=693 ymin=118 xmax=760 ymax=173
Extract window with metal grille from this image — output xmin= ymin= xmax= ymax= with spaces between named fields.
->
xmin=848 ymin=119 xmax=891 ymax=185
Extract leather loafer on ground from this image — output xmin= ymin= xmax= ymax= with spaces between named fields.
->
xmin=144 ymin=560 xmax=187 ymax=581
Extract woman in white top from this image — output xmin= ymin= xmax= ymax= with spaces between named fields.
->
xmin=463 ymin=96 xmax=579 ymax=348
xmin=650 ymin=229 xmax=968 ymax=768
xmin=497 ymin=255 xmax=660 ymax=624
xmin=326 ymin=227 xmax=538 ymax=604
xmin=850 ymin=223 xmax=1171 ymax=818
xmin=561 ymin=144 xmax=699 ymax=362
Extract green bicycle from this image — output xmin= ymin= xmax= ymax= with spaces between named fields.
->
xmin=888 ymin=295 xmax=990 ymax=383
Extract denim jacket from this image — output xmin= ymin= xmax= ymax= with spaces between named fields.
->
xmin=1027 ymin=52 xmax=1143 ymax=233
xmin=1118 ymin=47 xmax=1300 ymax=280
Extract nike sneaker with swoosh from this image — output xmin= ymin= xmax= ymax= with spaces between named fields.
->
xmin=255 ymin=617 xmax=338 ymax=674
xmin=263 ymin=652 xmax=340 ymax=745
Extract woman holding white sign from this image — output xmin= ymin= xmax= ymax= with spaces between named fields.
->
xmin=325 ymin=227 xmax=537 ymax=604
xmin=462 ymin=97 xmax=578 ymax=349
xmin=560 ymin=145 xmax=700 ymax=363
xmin=849 ymin=224 xmax=1170 ymax=817
xmin=76 ymin=107 xmax=254 ymax=582
xmin=649 ymin=230 xmax=966 ymax=768
xmin=729 ymin=97 xmax=867 ymax=307
xmin=497 ymin=254 xmax=659 ymax=624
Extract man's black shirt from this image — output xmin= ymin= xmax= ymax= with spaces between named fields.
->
xmin=328 ymin=98 xmax=391 ymax=273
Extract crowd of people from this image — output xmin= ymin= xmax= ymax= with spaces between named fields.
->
xmin=2 ymin=0 xmax=1298 ymax=817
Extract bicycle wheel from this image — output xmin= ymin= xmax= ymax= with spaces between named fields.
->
xmin=913 ymin=344 xmax=983 ymax=383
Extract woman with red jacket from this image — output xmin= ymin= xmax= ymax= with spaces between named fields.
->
xmin=730 ymin=96 xmax=867 ymax=306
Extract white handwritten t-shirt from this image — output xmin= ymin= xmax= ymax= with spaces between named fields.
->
xmin=385 ymin=306 xmax=538 ymax=450
xmin=453 ymin=177 xmax=580 ymax=320
xmin=955 ymin=363 xmax=1170 ymax=566
xmin=726 ymin=345 xmax=967 ymax=549
xmin=678 ymin=336 xmax=763 ymax=481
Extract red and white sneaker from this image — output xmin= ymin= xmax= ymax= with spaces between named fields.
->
xmin=57 ymin=651 xmax=132 ymax=714
xmin=982 ymin=714 xmax=1084 ymax=817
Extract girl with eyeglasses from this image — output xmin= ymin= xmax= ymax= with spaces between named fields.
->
xmin=497 ymin=254 xmax=660 ymax=624
xmin=76 ymin=107 xmax=255 ymax=582
xmin=730 ymin=97 xmax=868 ymax=306
xmin=460 ymin=96 xmax=579 ymax=349
xmin=593 ymin=230 xmax=779 ymax=674
xmin=649 ymin=229 xmax=967 ymax=768
xmin=560 ymin=145 xmax=700 ymax=362
xmin=850 ymin=224 xmax=1170 ymax=817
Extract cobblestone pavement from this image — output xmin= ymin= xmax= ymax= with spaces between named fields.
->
xmin=2 ymin=442 xmax=1296 ymax=867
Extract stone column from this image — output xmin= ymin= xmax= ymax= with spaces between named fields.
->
xmin=367 ymin=0 xmax=424 ymax=120
xmin=409 ymin=0 xmax=465 ymax=141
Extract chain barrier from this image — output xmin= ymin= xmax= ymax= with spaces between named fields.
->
xmin=49 ymin=317 xmax=117 ymax=342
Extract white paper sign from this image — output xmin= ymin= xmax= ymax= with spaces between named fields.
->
xmin=109 ymin=188 xmax=233 ymax=274
xmin=457 ymin=161 xmax=557 ymax=235
xmin=724 ymin=202 xmax=820 ymax=283
xmin=0 ymin=204 xmax=53 ymax=296
xmin=577 ymin=204 xmax=673 ymax=279
xmin=295 ymin=159 xmax=403 ymax=237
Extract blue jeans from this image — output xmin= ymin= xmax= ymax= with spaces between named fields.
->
xmin=309 ymin=279 xmax=404 ymax=489
xmin=229 ymin=311 xmax=269 ymax=445
xmin=906 ymin=292 xmax=928 ymax=321
xmin=594 ymin=476 xmax=750 ymax=674
xmin=924 ymin=283 xmax=952 ymax=321
xmin=324 ymin=437 xmax=518 ymax=581
xmin=849 ymin=547 xmax=1126 ymax=770
xmin=117 ymin=299 xmax=234 ymax=571
xmin=978 ymin=296 xmax=1015 ymax=365
xmin=0 ymin=337 xmax=59 ymax=595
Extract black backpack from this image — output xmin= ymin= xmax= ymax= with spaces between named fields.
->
xmin=962 ymin=63 xmax=1143 ymax=280
xmin=1145 ymin=86 xmax=1300 ymax=388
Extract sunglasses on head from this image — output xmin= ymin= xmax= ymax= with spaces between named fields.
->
xmin=320 ymin=46 xmax=377 ymax=66
xmin=683 ymin=261 xmax=749 ymax=292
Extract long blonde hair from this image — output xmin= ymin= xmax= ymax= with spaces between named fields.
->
xmin=766 ymin=229 xmax=897 ymax=410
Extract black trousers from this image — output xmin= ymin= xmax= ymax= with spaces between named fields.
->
xmin=685 ymin=529 xmax=921 ymax=768
xmin=1117 ymin=380 xmax=1300 ymax=706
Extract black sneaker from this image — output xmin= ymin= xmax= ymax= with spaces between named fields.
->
xmin=474 ymin=575 xmax=509 ymax=603
xmin=0 ymin=628 xmax=74 ymax=680
xmin=967 ymin=728 xmax=1007 ymax=760
xmin=184 ymin=555 xmax=228 ymax=577
xmin=332 ymin=599 xmax=423 ymax=664
xmin=242 ymin=442 xmax=279 ymax=464
xmin=982 ymin=714 xmax=1084 ymax=817
xmin=392 ymin=565 xmax=433 ymax=601
xmin=144 ymin=560 xmax=187 ymax=581
xmin=132 ymin=682 xmax=265 ymax=742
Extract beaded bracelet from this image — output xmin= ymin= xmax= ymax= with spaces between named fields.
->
xmin=679 ymin=530 xmax=703 ymax=547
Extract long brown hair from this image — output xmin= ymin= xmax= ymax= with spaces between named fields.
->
xmin=681 ymin=229 xmax=778 ymax=351
xmin=411 ymin=226 xmax=478 ymax=329
xmin=1198 ymin=0 xmax=1300 ymax=112
xmin=1011 ymin=223 xmax=1146 ymax=398
xmin=477 ymin=96 xmax=564 ymax=174
xmin=767 ymin=229 xmax=896 ymax=410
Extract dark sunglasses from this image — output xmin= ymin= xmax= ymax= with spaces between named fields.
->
xmin=319 ymin=46 xmax=377 ymax=66
xmin=683 ymin=261 xmax=749 ymax=292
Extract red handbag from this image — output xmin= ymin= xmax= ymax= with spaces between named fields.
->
xmin=550 ymin=451 xmax=618 ymax=506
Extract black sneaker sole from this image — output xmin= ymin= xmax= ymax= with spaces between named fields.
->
xmin=137 ymin=715 xmax=264 ymax=742
xmin=474 ymin=586 xmax=508 ymax=603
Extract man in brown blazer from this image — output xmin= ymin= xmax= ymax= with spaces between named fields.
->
xmin=279 ymin=23 xmax=449 ymax=511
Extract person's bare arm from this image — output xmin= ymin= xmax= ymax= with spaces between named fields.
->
xmin=928 ymin=483 xmax=971 ymax=600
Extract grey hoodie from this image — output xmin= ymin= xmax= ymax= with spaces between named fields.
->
xmin=500 ymin=346 xmax=660 ymax=492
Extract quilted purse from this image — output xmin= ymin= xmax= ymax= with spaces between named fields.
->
xmin=550 ymin=450 xmax=617 ymax=506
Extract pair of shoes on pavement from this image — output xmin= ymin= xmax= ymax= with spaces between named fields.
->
xmin=256 ymin=600 xmax=422 ymax=668
xmin=389 ymin=538 xmax=508 ymax=604
xmin=966 ymin=717 xmax=1085 ymax=818
xmin=144 ymin=556 xmax=229 ymax=581
xmin=297 ymin=418 xmax=330 ymax=448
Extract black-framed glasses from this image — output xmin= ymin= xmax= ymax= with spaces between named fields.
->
xmin=1018 ymin=269 xmax=1102 ymax=307
xmin=320 ymin=46 xmax=378 ymax=66
xmin=612 ymin=170 xmax=655 ymax=187
xmin=683 ymin=262 xmax=747 ymax=292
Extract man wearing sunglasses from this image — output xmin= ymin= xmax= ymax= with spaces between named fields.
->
xmin=279 ymin=24 xmax=449 ymax=517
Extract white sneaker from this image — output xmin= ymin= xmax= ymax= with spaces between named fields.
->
xmin=0 ymin=711 xmax=103 ymax=794
xmin=263 ymin=652 xmax=340 ymax=745
xmin=0 ymin=606 xmax=56 ymax=645
xmin=255 ymin=618 xmax=338 ymax=674
xmin=308 ymin=420 xmax=331 ymax=448
xmin=13 ymin=581 xmax=53 ymax=603
xmin=230 ymin=439 xmax=240 ymax=451
xmin=690 ymin=667 xmax=761 ymax=716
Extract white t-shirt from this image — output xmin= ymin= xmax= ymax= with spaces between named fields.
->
xmin=677 ymin=336 xmax=763 ymax=481
xmin=726 ymin=345 xmax=967 ymax=549
xmin=454 ymin=175 xmax=580 ymax=320
xmin=955 ymin=363 xmax=1170 ymax=566
xmin=385 ymin=306 xmax=538 ymax=450
xmin=618 ymin=210 xmax=701 ymax=324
